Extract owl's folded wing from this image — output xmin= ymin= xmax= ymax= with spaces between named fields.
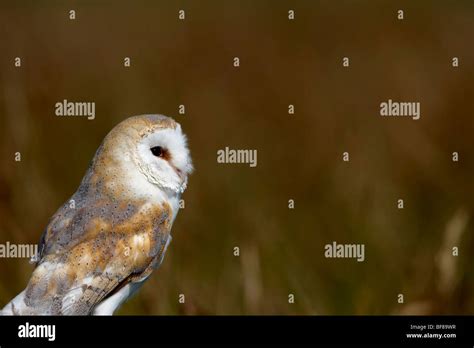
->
xmin=20 ymin=195 xmax=173 ymax=315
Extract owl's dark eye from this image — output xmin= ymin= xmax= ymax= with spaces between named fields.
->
xmin=150 ymin=146 xmax=164 ymax=157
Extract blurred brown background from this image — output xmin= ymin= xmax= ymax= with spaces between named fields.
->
xmin=0 ymin=0 xmax=473 ymax=315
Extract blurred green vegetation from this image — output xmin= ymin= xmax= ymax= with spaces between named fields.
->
xmin=0 ymin=0 xmax=473 ymax=314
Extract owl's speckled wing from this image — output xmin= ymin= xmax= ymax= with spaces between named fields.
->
xmin=20 ymin=182 xmax=173 ymax=315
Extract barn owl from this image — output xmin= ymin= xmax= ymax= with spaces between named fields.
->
xmin=0 ymin=114 xmax=193 ymax=315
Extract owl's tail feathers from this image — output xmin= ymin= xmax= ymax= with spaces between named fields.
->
xmin=0 ymin=289 xmax=28 ymax=315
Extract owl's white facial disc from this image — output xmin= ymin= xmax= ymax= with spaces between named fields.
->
xmin=136 ymin=124 xmax=193 ymax=194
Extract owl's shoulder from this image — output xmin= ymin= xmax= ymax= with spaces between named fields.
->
xmin=36 ymin=186 xmax=172 ymax=264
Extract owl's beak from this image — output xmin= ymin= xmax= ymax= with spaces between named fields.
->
xmin=176 ymin=168 xmax=188 ymax=193
xmin=171 ymin=164 xmax=186 ymax=183
xmin=176 ymin=168 xmax=186 ymax=182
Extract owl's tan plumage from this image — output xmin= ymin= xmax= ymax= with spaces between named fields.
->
xmin=1 ymin=114 xmax=193 ymax=315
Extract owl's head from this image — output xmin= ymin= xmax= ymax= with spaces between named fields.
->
xmin=92 ymin=114 xmax=193 ymax=199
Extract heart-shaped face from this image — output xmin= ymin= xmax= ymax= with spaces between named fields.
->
xmin=91 ymin=114 xmax=193 ymax=200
